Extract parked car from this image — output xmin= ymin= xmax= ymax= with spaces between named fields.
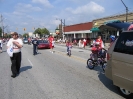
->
xmin=37 ymin=40 xmax=50 ymax=49
xmin=23 ymin=39 xmax=28 ymax=44
xmin=105 ymin=30 xmax=133 ymax=98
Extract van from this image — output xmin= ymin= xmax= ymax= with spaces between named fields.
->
xmin=105 ymin=30 xmax=133 ymax=98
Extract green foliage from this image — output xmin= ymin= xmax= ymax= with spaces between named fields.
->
xmin=23 ymin=33 xmax=29 ymax=38
xmin=33 ymin=28 xmax=50 ymax=37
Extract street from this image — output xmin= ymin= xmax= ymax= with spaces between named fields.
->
xmin=0 ymin=44 xmax=125 ymax=99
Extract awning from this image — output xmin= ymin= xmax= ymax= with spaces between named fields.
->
xmin=106 ymin=22 xmax=131 ymax=30
xmin=64 ymin=30 xmax=92 ymax=34
xmin=99 ymin=25 xmax=117 ymax=31
xmin=104 ymin=20 xmax=121 ymax=25
xmin=90 ymin=27 xmax=100 ymax=32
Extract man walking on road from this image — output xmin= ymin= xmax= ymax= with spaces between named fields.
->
xmin=48 ymin=35 xmax=54 ymax=53
xmin=7 ymin=32 xmax=23 ymax=78
xmin=32 ymin=37 xmax=39 ymax=55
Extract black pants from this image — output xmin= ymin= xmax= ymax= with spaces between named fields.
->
xmin=33 ymin=45 xmax=37 ymax=55
xmin=10 ymin=52 xmax=21 ymax=75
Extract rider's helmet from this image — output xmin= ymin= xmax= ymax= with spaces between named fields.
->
xmin=110 ymin=35 xmax=115 ymax=42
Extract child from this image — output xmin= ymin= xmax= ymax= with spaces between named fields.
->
xmin=66 ymin=40 xmax=72 ymax=54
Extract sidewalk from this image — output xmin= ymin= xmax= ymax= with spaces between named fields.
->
xmin=55 ymin=43 xmax=109 ymax=50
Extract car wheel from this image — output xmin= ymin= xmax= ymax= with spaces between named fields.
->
xmin=118 ymin=87 xmax=133 ymax=98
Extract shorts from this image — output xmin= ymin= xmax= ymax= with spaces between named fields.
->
xmin=50 ymin=43 xmax=54 ymax=49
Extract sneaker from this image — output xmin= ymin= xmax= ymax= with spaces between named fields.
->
xmin=11 ymin=74 xmax=16 ymax=78
xmin=52 ymin=51 xmax=53 ymax=53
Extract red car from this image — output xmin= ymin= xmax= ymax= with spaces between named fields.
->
xmin=37 ymin=40 xmax=50 ymax=49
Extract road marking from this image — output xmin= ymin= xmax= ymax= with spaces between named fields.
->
xmin=28 ymin=58 xmax=33 ymax=66
xmin=54 ymin=50 xmax=87 ymax=63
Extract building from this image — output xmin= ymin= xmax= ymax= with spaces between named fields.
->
xmin=63 ymin=12 xmax=133 ymax=44
xmin=64 ymin=22 xmax=93 ymax=41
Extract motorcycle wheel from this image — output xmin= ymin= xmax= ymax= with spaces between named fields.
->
xmin=68 ymin=50 xmax=71 ymax=57
xmin=87 ymin=59 xmax=94 ymax=69
xmin=102 ymin=61 xmax=107 ymax=72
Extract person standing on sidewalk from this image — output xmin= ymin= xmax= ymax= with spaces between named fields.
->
xmin=7 ymin=32 xmax=23 ymax=78
xmin=83 ymin=38 xmax=86 ymax=49
xmin=48 ymin=35 xmax=54 ymax=53
xmin=0 ymin=38 xmax=3 ymax=53
xmin=32 ymin=37 xmax=39 ymax=55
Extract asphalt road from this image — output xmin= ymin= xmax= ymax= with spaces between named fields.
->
xmin=0 ymin=43 xmax=125 ymax=99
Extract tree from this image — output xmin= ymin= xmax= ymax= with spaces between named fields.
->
xmin=33 ymin=28 xmax=50 ymax=38
xmin=33 ymin=28 xmax=42 ymax=37
xmin=41 ymin=28 xmax=50 ymax=36
xmin=23 ymin=33 xmax=29 ymax=38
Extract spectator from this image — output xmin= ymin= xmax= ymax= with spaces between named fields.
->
xmin=0 ymin=38 xmax=3 ymax=53
xmin=7 ymin=32 xmax=23 ymax=78
xmin=83 ymin=38 xmax=86 ymax=49
xmin=78 ymin=39 xmax=82 ymax=48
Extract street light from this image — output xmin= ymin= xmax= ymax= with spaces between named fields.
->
xmin=121 ymin=0 xmax=128 ymax=22
xmin=56 ymin=18 xmax=65 ymax=41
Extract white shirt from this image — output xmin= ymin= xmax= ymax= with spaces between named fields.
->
xmin=7 ymin=38 xmax=23 ymax=53
xmin=0 ymin=40 xmax=3 ymax=47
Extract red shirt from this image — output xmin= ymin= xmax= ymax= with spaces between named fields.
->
xmin=66 ymin=42 xmax=72 ymax=47
xmin=48 ymin=36 xmax=54 ymax=44
xmin=95 ymin=39 xmax=103 ymax=49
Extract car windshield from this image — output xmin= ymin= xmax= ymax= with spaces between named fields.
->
xmin=38 ymin=40 xmax=48 ymax=43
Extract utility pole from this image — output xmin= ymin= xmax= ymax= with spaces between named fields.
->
xmin=63 ymin=19 xmax=65 ymax=42
xmin=60 ymin=19 xmax=62 ymax=39
xmin=121 ymin=0 xmax=128 ymax=22
xmin=0 ymin=14 xmax=4 ymax=37
xmin=56 ymin=18 xmax=65 ymax=41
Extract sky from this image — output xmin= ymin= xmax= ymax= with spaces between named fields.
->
xmin=0 ymin=0 xmax=133 ymax=34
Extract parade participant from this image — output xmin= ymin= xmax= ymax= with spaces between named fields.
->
xmin=7 ymin=32 xmax=23 ymax=78
xmin=110 ymin=35 xmax=116 ymax=47
xmin=95 ymin=35 xmax=104 ymax=57
xmin=28 ymin=37 xmax=31 ymax=45
xmin=95 ymin=35 xmax=104 ymax=49
xmin=32 ymin=37 xmax=39 ymax=55
xmin=0 ymin=38 xmax=3 ymax=53
xmin=48 ymin=35 xmax=54 ymax=53
xmin=66 ymin=40 xmax=72 ymax=55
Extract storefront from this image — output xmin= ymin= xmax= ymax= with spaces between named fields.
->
xmin=64 ymin=22 xmax=93 ymax=41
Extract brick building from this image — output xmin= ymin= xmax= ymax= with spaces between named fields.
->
xmin=63 ymin=22 xmax=93 ymax=41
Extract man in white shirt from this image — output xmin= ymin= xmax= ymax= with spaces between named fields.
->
xmin=0 ymin=38 xmax=3 ymax=52
xmin=7 ymin=32 xmax=23 ymax=78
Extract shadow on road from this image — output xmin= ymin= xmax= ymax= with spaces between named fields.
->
xmin=86 ymin=65 xmax=122 ymax=98
xmin=20 ymin=66 xmax=32 ymax=73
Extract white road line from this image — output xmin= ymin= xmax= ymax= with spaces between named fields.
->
xmin=28 ymin=58 xmax=33 ymax=66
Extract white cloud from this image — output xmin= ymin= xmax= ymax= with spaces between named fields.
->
xmin=32 ymin=0 xmax=53 ymax=8
xmin=66 ymin=1 xmax=105 ymax=15
xmin=13 ymin=3 xmax=42 ymax=15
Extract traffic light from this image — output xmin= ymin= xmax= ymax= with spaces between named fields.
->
xmin=24 ymin=28 xmax=26 ymax=31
